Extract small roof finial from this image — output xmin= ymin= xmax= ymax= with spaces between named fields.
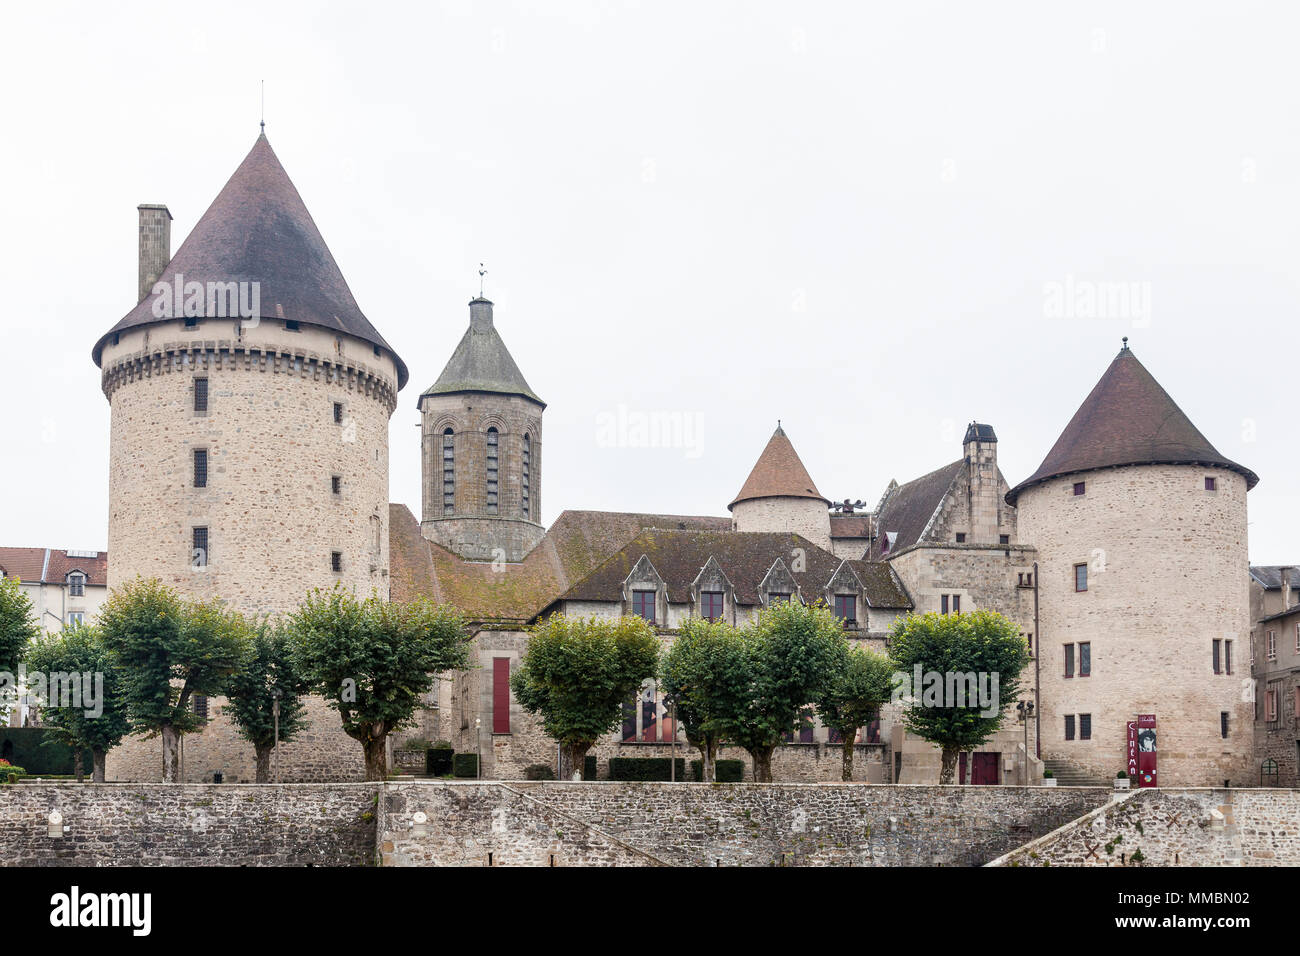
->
xmin=1122 ymin=336 xmax=1129 ymax=351
xmin=478 ymin=262 xmax=487 ymax=298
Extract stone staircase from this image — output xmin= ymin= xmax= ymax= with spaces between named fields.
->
xmin=1042 ymin=759 xmax=1111 ymax=787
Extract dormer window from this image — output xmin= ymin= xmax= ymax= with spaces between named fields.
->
xmin=67 ymin=572 xmax=85 ymax=597
xmin=700 ymin=591 xmax=724 ymax=622
xmin=768 ymin=593 xmax=791 ymax=605
xmin=632 ymin=590 xmax=656 ymax=623
xmin=833 ymin=594 xmax=856 ymax=626
xmin=285 ymin=320 xmax=301 ymax=332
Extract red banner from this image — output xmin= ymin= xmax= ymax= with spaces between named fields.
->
xmin=1126 ymin=720 xmax=1138 ymax=780
xmin=1136 ymin=713 xmax=1157 ymax=787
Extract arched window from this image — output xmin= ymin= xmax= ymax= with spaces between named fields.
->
xmin=442 ymin=428 xmax=455 ymax=515
xmin=486 ymin=428 xmax=499 ymax=515
xmin=522 ymin=433 xmax=531 ymax=519
xmin=370 ymin=513 xmax=382 ymax=560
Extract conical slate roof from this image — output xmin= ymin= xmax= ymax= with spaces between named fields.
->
xmin=1006 ymin=346 xmax=1257 ymax=504
xmin=417 ymin=298 xmax=543 ymax=407
xmin=729 ymin=424 xmax=830 ymax=511
xmin=92 ymin=133 xmax=408 ymax=388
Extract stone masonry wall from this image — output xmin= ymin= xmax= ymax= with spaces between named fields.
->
xmin=989 ymin=788 xmax=1300 ymax=867
xmin=0 ymin=783 xmax=378 ymax=866
xmin=381 ymin=781 xmax=1111 ymax=866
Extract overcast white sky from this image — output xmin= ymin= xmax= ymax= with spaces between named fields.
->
xmin=0 ymin=1 xmax=1295 ymax=562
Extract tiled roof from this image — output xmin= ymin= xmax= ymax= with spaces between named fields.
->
xmin=729 ymin=425 xmax=830 ymax=510
xmin=868 ymin=460 xmax=964 ymax=559
xmin=418 ymin=299 xmax=542 ymax=407
xmin=829 ymin=514 xmax=871 ymax=539
xmin=0 ymin=548 xmax=108 ymax=586
xmin=556 ymin=529 xmax=911 ymax=609
xmin=1250 ymin=566 xmax=1300 ymax=590
xmin=389 ymin=504 xmax=729 ymax=622
xmin=1007 ymin=347 xmax=1257 ymax=504
xmin=92 ymin=133 xmax=408 ymax=388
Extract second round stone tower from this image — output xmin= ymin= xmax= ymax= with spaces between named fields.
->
xmin=419 ymin=298 xmax=545 ymax=562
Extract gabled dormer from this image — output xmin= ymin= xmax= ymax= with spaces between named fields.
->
xmin=759 ymin=557 xmax=801 ymax=607
xmin=823 ymin=560 xmax=865 ymax=628
xmin=622 ymin=554 xmax=666 ymax=625
xmin=690 ymin=555 xmax=735 ymax=623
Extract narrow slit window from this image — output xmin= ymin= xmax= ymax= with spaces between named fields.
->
xmin=193 ymin=448 xmax=208 ymax=488
xmin=522 ymin=434 xmax=531 ymax=519
xmin=486 ymin=428 xmax=499 ymax=515
xmin=194 ymin=377 xmax=208 ymax=413
xmin=442 ymin=428 xmax=455 ymax=514
xmin=1074 ymin=563 xmax=1088 ymax=592
xmin=331 ymin=551 xmax=343 ymax=573
xmin=192 ymin=527 xmax=209 ymax=568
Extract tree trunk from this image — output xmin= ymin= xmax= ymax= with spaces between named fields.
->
xmin=72 ymin=750 xmax=84 ymax=784
xmin=161 ymin=723 xmax=180 ymax=783
xmin=841 ymin=734 xmax=855 ymax=782
xmin=91 ymin=749 xmax=106 ymax=784
xmin=559 ymin=741 xmax=590 ymax=781
xmin=361 ymin=736 xmax=388 ymax=781
xmin=939 ymin=744 xmax=959 ymax=784
xmin=254 ymin=743 xmax=273 ymax=783
xmin=749 ymin=746 xmax=775 ymax=783
xmin=700 ymin=736 xmax=718 ymax=783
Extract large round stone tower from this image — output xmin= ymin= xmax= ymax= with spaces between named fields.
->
xmin=92 ymin=132 xmax=407 ymax=781
xmin=729 ymin=424 xmax=832 ymax=551
xmin=1009 ymin=343 xmax=1257 ymax=787
xmin=418 ymin=297 xmax=545 ymax=563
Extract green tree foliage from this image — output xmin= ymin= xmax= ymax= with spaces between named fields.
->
xmin=25 ymin=624 xmax=131 ymax=782
xmin=223 ymin=622 xmax=311 ymax=782
xmin=511 ymin=614 xmax=660 ymax=781
xmin=887 ymin=609 xmax=1030 ymax=784
xmin=816 ymin=642 xmax=894 ymax=781
xmin=714 ymin=600 xmax=848 ymax=782
xmin=98 ymin=578 xmax=252 ymax=782
xmin=660 ymin=617 xmax=747 ymax=782
xmin=288 ymin=587 xmax=472 ymax=781
xmin=0 ymin=576 xmax=37 ymax=675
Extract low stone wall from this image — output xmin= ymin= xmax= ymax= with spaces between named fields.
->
xmin=0 ymin=783 xmax=378 ymax=866
xmin=988 ymin=788 xmax=1300 ymax=867
xmin=380 ymin=781 xmax=1111 ymax=866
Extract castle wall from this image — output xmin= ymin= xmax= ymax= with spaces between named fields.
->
xmin=731 ymin=496 xmax=831 ymax=552
xmin=1016 ymin=464 xmax=1254 ymax=787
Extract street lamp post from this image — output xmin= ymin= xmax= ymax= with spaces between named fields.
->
xmin=1016 ymin=700 xmax=1035 ymax=785
xmin=475 ymin=716 xmax=482 ymax=780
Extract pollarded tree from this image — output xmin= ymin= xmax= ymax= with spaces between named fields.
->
xmin=816 ymin=642 xmax=894 ymax=781
xmin=660 ymin=617 xmax=748 ymax=782
xmin=99 ymin=578 xmax=253 ymax=782
xmin=714 ymin=600 xmax=848 ymax=783
xmin=223 ymin=622 xmax=311 ymax=782
xmin=511 ymin=614 xmax=660 ymax=781
xmin=26 ymin=624 xmax=130 ymax=782
xmin=887 ymin=609 xmax=1030 ymax=784
xmin=288 ymin=587 xmax=472 ymax=781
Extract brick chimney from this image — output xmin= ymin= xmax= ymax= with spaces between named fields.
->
xmin=137 ymin=204 xmax=172 ymax=303
xmin=963 ymin=422 xmax=1000 ymax=543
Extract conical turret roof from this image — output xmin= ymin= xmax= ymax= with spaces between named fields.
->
xmin=1006 ymin=345 xmax=1257 ymax=504
xmin=418 ymin=298 xmax=543 ymax=407
xmin=92 ymin=133 xmax=408 ymax=388
xmin=729 ymin=424 xmax=830 ymax=511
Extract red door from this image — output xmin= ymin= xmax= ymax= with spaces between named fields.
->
xmin=972 ymin=752 xmax=1000 ymax=785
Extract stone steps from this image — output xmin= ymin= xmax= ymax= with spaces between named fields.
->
xmin=1042 ymin=759 xmax=1111 ymax=787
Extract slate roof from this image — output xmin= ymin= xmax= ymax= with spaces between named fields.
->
xmin=0 ymin=548 xmax=108 ymax=586
xmin=555 ymin=529 xmax=911 ymax=609
xmin=729 ymin=425 xmax=830 ymax=510
xmin=418 ymin=299 xmax=542 ymax=407
xmin=1250 ymin=566 xmax=1300 ymax=590
xmin=92 ymin=133 xmax=408 ymax=388
xmin=389 ymin=504 xmax=729 ymax=623
xmin=829 ymin=514 xmax=872 ymax=539
xmin=868 ymin=460 xmax=964 ymax=560
xmin=1006 ymin=346 xmax=1257 ymax=505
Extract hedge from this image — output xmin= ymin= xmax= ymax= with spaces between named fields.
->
xmin=452 ymin=753 xmax=479 ymax=778
xmin=0 ymin=729 xmax=91 ymax=775
xmin=608 ymin=757 xmax=686 ymax=781
xmin=584 ymin=754 xmax=598 ymax=781
xmin=690 ymin=759 xmax=746 ymax=782
xmin=426 ymin=747 xmax=454 ymax=776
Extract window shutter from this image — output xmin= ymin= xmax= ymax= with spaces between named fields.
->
xmin=492 ymin=657 xmax=511 ymax=734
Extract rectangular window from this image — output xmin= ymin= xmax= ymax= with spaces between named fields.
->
xmin=68 ymin=574 xmax=85 ymax=597
xmin=621 ymin=697 xmax=637 ymax=743
xmin=632 ymin=590 xmax=656 ymax=623
xmin=1225 ymin=640 xmax=1233 ymax=676
xmin=492 ymin=657 xmax=511 ymax=734
xmin=768 ymin=593 xmax=791 ymax=605
xmin=1064 ymin=715 xmax=1075 ymax=741
xmin=333 ymin=402 xmax=344 ymax=424
xmin=1064 ymin=643 xmax=1074 ymax=678
xmin=1079 ymin=642 xmax=1090 ymax=677
xmin=1073 ymin=481 xmax=1086 ymax=496
xmin=941 ymin=594 xmax=949 ymax=615
xmin=1295 ymin=624 xmax=1299 ymax=654
xmin=1079 ymin=713 xmax=1091 ymax=740
xmin=194 ymin=377 xmax=208 ymax=413
xmin=192 ymin=527 xmax=209 ymax=568
xmin=193 ymin=694 xmax=209 ymax=719
xmin=1221 ymin=711 xmax=1230 ymax=739
xmin=331 ymin=474 xmax=342 ymax=495
xmin=1074 ymin=563 xmax=1088 ymax=592
xmin=955 ymin=533 xmax=966 ymax=543
xmin=285 ymin=320 xmax=300 ymax=331
xmin=1205 ymin=476 xmax=1217 ymax=491
xmin=67 ymin=611 xmax=85 ymax=626
xmin=833 ymin=594 xmax=856 ymax=624
xmin=952 ymin=594 xmax=961 ymax=614
xmin=331 ymin=551 xmax=343 ymax=573
xmin=999 ymin=534 xmax=1010 ymax=545
xmin=193 ymin=448 xmax=208 ymax=488
xmin=1265 ymin=689 xmax=1278 ymax=723
xmin=1267 ymin=630 xmax=1277 ymax=661
xmin=1213 ymin=638 xmax=1222 ymax=675
xmin=701 ymin=591 xmax=724 ymax=622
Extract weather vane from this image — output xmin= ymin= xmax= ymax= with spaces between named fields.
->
xmin=260 ymin=80 xmax=265 ymax=132
xmin=478 ymin=263 xmax=487 ymax=298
